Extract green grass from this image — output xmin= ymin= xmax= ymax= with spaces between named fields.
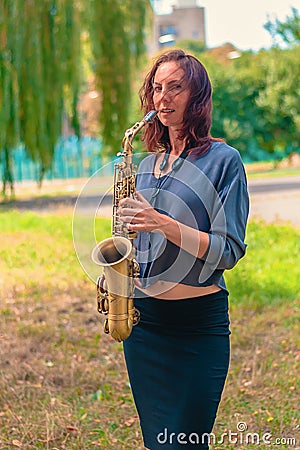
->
xmin=246 ymin=167 xmax=300 ymax=179
xmin=226 ymin=220 xmax=300 ymax=308
xmin=0 ymin=211 xmax=299 ymax=449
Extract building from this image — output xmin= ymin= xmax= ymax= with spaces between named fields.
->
xmin=149 ymin=0 xmax=206 ymax=54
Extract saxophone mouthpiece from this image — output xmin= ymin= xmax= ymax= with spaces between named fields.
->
xmin=143 ymin=110 xmax=158 ymax=124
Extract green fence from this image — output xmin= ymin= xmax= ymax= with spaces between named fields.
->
xmin=0 ymin=136 xmax=113 ymax=182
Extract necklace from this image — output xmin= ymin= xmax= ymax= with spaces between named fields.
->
xmin=151 ymin=146 xmax=189 ymax=201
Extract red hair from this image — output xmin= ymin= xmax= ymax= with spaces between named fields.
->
xmin=139 ymin=49 xmax=223 ymax=156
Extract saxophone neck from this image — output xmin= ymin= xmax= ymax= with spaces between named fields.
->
xmin=121 ymin=110 xmax=158 ymax=155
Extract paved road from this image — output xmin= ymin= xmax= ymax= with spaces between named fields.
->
xmin=248 ymin=175 xmax=300 ymax=226
xmin=1 ymin=175 xmax=300 ymax=226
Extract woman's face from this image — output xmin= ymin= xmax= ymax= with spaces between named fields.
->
xmin=152 ymin=61 xmax=190 ymax=129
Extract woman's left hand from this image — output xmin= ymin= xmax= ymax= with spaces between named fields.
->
xmin=118 ymin=191 xmax=164 ymax=233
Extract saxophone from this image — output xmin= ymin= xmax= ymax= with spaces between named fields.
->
xmin=91 ymin=110 xmax=158 ymax=342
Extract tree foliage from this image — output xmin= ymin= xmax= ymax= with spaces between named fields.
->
xmin=88 ymin=0 xmax=150 ymax=155
xmin=207 ymin=46 xmax=300 ymax=160
xmin=255 ymin=47 xmax=300 ymax=155
xmin=264 ymin=7 xmax=300 ymax=46
xmin=0 ymin=0 xmax=82 ymax=193
xmin=0 ymin=0 xmax=150 ymax=194
xmin=193 ymin=8 xmax=300 ymax=163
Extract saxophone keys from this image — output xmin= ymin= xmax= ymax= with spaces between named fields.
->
xmin=133 ymin=308 xmax=140 ymax=326
xmin=132 ymin=259 xmax=140 ymax=278
xmin=97 ymin=274 xmax=107 ymax=295
xmin=103 ymin=319 xmax=110 ymax=334
xmin=97 ymin=297 xmax=109 ymax=315
xmin=96 ymin=275 xmax=109 ymax=315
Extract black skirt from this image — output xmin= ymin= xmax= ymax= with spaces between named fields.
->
xmin=123 ymin=290 xmax=230 ymax=450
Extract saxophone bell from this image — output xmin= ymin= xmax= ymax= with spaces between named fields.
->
xmin=92 ymin=236 xmax=132 ymax=267
xmin=92 ymin=236 xmax=138 ymax=342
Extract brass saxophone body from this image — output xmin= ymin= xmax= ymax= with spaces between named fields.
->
xmin=92 ymin=110 xmax=157 ymax=342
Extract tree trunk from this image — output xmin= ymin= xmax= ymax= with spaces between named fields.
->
xmin=1 ymin=147 xmax=14 ymax=197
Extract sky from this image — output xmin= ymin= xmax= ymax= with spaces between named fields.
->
xmin=153 ymin=0 xmax=300 ymax=51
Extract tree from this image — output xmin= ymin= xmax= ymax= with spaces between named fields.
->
xmin=88 ymin=0 xmax=150 ymax=155
xmin=264 ymin=7 xmax=300 ymax=47
xmin=255 ymin=46 xmax=300 ymax=157
xmin=258 ymin=7 xmax=300 ymax=159
xmin=0 ymin=0 xmax=81 ymax=195
xmin=201 ymin=46 xmax=300 ymax=161
xmin=0 ymin=0 xmax=151 ymax=195
xmin=199 ymin=52 xmax=264 ymax=157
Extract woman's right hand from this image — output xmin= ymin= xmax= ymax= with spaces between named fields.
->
xmin=118 ymin=191 xmax=165 ymax=234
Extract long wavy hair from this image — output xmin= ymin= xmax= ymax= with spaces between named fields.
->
xmin=139 ymin=49 xmax=223 ymax=156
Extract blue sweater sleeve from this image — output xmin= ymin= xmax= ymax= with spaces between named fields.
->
xmin=204 ymin=175 xmax=249 ymax=270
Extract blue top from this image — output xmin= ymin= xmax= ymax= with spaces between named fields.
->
xmin=134 ymin=141 xmax=249 ymax=292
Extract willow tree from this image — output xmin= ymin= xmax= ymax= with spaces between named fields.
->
xmin=0 ymin=0 xmax=81 ymax=195
xmin=0 ymin=0 xmax=151 ymax=195
xmin=88 ymin=0 xmax=150 ymax=155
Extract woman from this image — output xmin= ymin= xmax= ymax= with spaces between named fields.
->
xmin=119 ymin=49 xmax=249 ymax=449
